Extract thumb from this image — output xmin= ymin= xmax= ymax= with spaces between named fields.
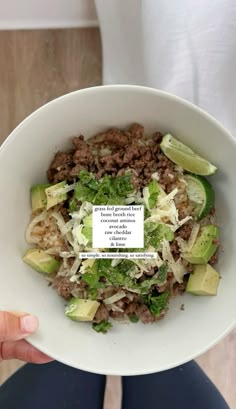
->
xmin=0 ymin=311 xmax=39 ymax=342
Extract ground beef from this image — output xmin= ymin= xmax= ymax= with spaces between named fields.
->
xmin=209 ymin=207 xmax=216 ymax=216
xmin=50 ymin=152 xmax=73 ymax=169
xmin=129 ymin=123 xmax=145 ymax=139
xmin=90 ymin=127 xmax=132 ymax=148
xmin=72 ymin=136 xmax=95 ymax=166
xmin=157 ymin=272 xmax=174 ymax=293
xmin=47 ymin=123 xmax=165 ymax=188
xmin=110 ymin=311 xmax=125 ymax=319
xmin=185 ymin=263 xmax=194 ymax=273
xmin=136 ymin=304 xmax=156 ymax=323
xmin=52 ymin=276 xmax=78 ymax=300
xmin=57 ymin=204 xmax=70 ymax=222
xmin=47 ymin=152 xmax=73 ymax=183
xmin=177 ymin=222 xmax=193 ymax=241
xmin=125 ymin=302 xmax=139 ymax=316
xmin=95 ymin=128 xmax=162 ymax=187
xmin=170 ymin=240 xmax=180 ymax=261
xmin=123 ymin=145 xmax=141 ymax=163
xmin=69 ymin=164 xmax=85 ymax=178
xmin=172 ymin=277 xmax=188 ymax=296
xmin=137 ymin=304 xmax=166 ymax=324
xmin=93 ymin=304 xmax=109 ymax=323
xmin=209 ymin=249 xmax=218 ymax=265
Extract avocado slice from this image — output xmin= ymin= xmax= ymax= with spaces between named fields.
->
xmin=186 ymin=264 xmax=220 ymax=295
xmin=23 ymin=248 xmax=60 ymax=274
xmin=182 ymin=225 xmax=219 ymax=264
xmin=45 ymin=181 xmax=67 ymax=210
xmin=65 ymin=298 xmax=100 ymax=321
xmin=30 ymin=184 xmax=51 ymax=212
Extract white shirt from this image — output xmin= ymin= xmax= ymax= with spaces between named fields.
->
xmin=95 ymin=0 xmax=236 ymax=136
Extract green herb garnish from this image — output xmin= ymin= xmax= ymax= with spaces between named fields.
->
xmin=129 ymin=315 xmax=139 ymax=323
xmin=144 ymin=291 xmax=169 ymax=316
xmin=92 ymin=320 xmax=113 ymax=334
xmin=75 ymin=170 xmax=133 ymax=205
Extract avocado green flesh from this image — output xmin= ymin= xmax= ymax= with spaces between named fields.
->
xmin=65 ymin=298 xmax=100 ymax=321
xmin=182 ymin=225 xmax=219 ymax=264
xmin=45 ymin=181 xmax=67 ymax=210
xmin=30 ymin=184 xmax=50 ymax=212
xmin=186 ymin=264 xmax=220 ymax=295
xmin=23 ymin=249 xmax=60 ymax=274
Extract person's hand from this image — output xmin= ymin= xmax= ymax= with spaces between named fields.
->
xmin=0 ymin=311 xmax=53 ymax=363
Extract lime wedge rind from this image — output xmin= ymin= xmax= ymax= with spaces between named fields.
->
xmin=160 ymin=134 xmax=217 ymax=176
xmin=185 ymin=174 xmax=215 ymax=220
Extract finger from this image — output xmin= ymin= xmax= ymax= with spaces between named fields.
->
xmin=1 ymin=339 xmax=54 ymax=363
xmin=7 ymin=311 xmax=27 ymax=317
xmin=0 ymin=311 xmax=39 ymax=342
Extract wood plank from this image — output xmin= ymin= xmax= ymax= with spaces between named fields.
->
xmin=0 ymin=28 xmax=101 ymax=144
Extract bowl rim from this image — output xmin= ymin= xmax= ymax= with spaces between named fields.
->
xmin=1 ymin=84 xmax=235 ymax=158
xmin=1 ymin=84 xmax=236 ymax=375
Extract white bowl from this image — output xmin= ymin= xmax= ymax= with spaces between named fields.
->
xmin=0 ymin=85 xmax=235 ymax=375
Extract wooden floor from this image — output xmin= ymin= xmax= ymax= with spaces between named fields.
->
xmin=0 ymin=29 xmax=235 ymax=409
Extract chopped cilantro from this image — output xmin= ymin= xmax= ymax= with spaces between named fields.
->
xmin=144 ymin=223 xmax=174 ymax=249
xmin=69 ymin=197 xmax=78 ymax=212
xmin=144 ymin=221 xmax=158 ymax=233
xmin=82 ymin=272 xmax=103 ymax=290
xmin=158 ymin=263 xmax=168 ymax=282
xmin=82 ymin=261 xmax=104 ymax=291
xmin=144 ymin=207 xmax=151 ymax=219
xmin=79 ymin=170 xmax=99 ymax=190
xmin=75 ymin=184 xmax=96 ymax=203
xmin=129 ymin=315 xmax=139 ymax=323
xmin=82 ymin=258 xmax=167 ymax=295
xmin=144 ymin=291 xmax=169 ymax=316
xmin=137 ymin=275 xmax=166 ymax=293
xmin=114 ymin=172 xmax=134 ymax=196
xmin=92 ymin=320 xmax=112 ymax=334
xmin=148 ymin=179 xmax=160 ymax=209
xmin=75 ymin=170 xmax=133 ymax=205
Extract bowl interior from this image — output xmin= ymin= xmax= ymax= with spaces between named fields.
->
xmin=0 ymin=85 xmax=235 ymax=375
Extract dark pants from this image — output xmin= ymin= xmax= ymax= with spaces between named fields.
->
xmin=0 ymin=361 xmax=229 ymax=409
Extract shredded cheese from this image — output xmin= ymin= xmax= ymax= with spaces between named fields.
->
xmin=162 ymin=239 xmax=185 ymax=283
xmin=45 ymin=247 xmax=62 ymax=255
xmin=25 ymin=210 xmax=47 ymax=244
xmin=73 ymin=224 xmax=89 ymax=246
xmin=69 ymin=257 xmax=82 ymax=277
xmin=50 ymin=183 xmax=77 ymax=197
xmin=104 ymin=291 xmax=126 ymax=305
xmin=157 ymin=188 xmax=179 ymax=208
xmin=186 ymin=223 xmax=200 ymax=251
xmin=176 ymin=223 xmax=200 ymax=253
xmin=79 ymin=259 xmax=95 ymax=274
xmin=151 ymin=172 xmax=160 ymax=181
xmin=61 ymin=219 xmax=74 ymax=236
xmin=51 ymin=212 xmax=74 ymax=247
xmin=107 ymin=304 xmax=124 ymax=313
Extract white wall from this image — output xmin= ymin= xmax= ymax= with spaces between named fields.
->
xmin=0 ymin=0 xmax=98 ymax=29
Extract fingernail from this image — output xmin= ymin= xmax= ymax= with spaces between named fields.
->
xmin=20 ymin=315 xmax=39 ymax=333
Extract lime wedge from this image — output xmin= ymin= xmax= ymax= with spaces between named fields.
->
xmin=184 ymin=174 xmax=215 ymax=220
xmin=160 ymin=134 xmax=217 ymax=175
